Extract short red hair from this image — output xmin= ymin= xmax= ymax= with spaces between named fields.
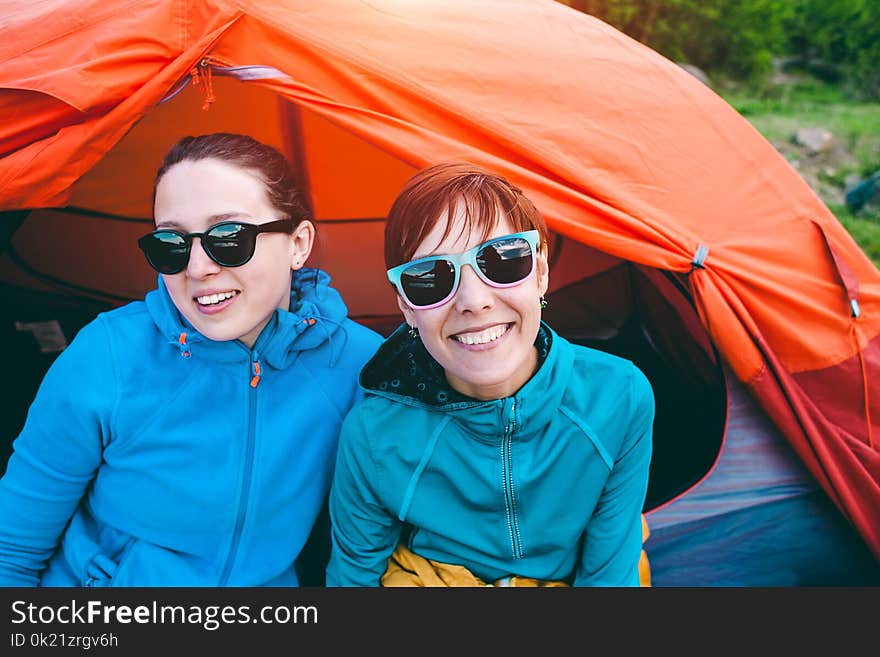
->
xmin=384 ymin=162 xmax=549 ymax=269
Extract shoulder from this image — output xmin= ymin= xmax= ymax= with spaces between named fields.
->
xmin=337 ymin=396 xmax=381 ymax=456
xmin=558 ymin=335 xmax=642 ymax=389
xmin=329 ymin=320 xmax=384 ymax=373
xmin=338 ymin=394 xmax=446 ymax=483
xmin=307 ymin=318 xmax=382 ymax=376
xmin=341 ymin=319 xmax=384 ymax=353
xmin=554 ymin=336 xmax=654 ymax=429
xmin=29 ymin=304 xmax=153 ymax=415
xmin=60 ymin=300 xmax=148 ymax=357
xmin=90 ymin=300 xmax=152 ymax=338
xmin=573 ymin=342 xmax=653 ymax=408
xmin=341 ymin=392 xmax=430 ymax=447
xmin=89 ymin=300 xmax=164 ymax=358
xmin=344 ymin=392 xmax=402 ymax=429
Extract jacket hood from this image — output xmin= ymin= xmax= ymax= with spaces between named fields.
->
xmin=145 ymin=267 xmax=351 ymax=368
xmin=360 ymin=321 xmax=569 ymax=441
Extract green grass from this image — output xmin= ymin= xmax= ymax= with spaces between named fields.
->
xmin=725 ymin=83 xmax=880 ymax=169
xmin=834 ymin=204 xmax=880 ymax=265
xmin=719 ymin=76 xmax=880 ymax=268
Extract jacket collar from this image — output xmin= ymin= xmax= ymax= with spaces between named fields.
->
xmin=145 ymin=267 xmax=350 ymax=368
xmin=360 ymin=321 xmax=571 ymax=441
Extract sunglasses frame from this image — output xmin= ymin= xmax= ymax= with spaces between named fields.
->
xmin=138 ymin=218 xmax=294 ymax=274
xmin=387 ymin=230 xmax=541 ymax=310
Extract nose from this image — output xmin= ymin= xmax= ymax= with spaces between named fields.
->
xmin=186 ymin=237 xmax=222 ymax=278
xmin=452 ymin=264 xmax=494 ymax=313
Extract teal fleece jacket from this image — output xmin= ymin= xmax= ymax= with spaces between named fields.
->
xmin=0 ymin=268 xmax=382 ymax=586
xmin=326 ymin=322 xmax=654 ymax=586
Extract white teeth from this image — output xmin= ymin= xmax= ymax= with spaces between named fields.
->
xmin=196 ymin=291 xmax=236 ymax=306
xmin=454 ymin=324 xmax=508 ymax=345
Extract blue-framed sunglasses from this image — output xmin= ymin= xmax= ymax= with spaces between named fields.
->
xmin=387 ymin=230 xmax=540 ymax=309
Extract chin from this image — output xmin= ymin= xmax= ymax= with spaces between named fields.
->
xmin=461 ymin=370 xmax=515 ymax=392
xmin=189 ymin=322 xmax=237 ymax=343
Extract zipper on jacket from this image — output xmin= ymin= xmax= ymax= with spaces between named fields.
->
xmin=219 ymin=349 xmax=261 ymax=585
xmin=501 ymin=398 xmax=523 ymax=559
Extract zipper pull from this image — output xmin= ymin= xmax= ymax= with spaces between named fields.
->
xmin=250 ymin=358 xmax=262 ymax=388
xmin=190 ymin=56 xmax=215 ymax=111
xmin=501 ymin=398 xmax=515 ymax=429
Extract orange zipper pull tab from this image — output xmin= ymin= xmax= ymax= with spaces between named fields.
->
xmin=199 ymin=57 xmax=215 ymax=111
xmin=250 ymin=360 xmax=261 ymax=388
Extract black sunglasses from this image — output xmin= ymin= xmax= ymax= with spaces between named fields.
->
xmin=138 ymin=219 xmax=294 ymax=274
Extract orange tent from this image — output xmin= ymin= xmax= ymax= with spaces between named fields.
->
xmin=1 ymin=0 xmax=878 ymax=582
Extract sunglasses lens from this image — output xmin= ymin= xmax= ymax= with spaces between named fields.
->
xmin=477 ymin=236 xmax=534 ymax=284
xmin=204 ymin=223 xmax=254 ymax=267
xmin=139 ymin=231 xmax=189 ymax=274
xmin=401 ymin=259 xmax=456 ymax=307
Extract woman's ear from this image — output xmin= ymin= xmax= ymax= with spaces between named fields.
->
xmin=536 ymin=246 xmax=549 ymax=297
xmin=290 ymin=220 xmax=316 ymax=270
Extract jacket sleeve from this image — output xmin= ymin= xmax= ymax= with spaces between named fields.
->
xmin=325 ymin=405 xmax=401 ymax=586
xmin=0 ymin=318 xmax=114 ymax=586
xmin=574 ymin=363 xmax=654 ymax=586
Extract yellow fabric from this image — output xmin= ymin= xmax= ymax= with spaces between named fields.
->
xmin=381 ymin=545 xmax=568 ymax=587
xmin=639 ymin=514 xmax=652 ymax=587
xmin=383 ymin=514 xmax=652 ymax=588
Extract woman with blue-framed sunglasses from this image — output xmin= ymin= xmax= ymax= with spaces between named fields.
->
xmin=327 ymin=162 xmax=655 ymax=587
xmin=0 ymin=133 xmax=383 ymax=586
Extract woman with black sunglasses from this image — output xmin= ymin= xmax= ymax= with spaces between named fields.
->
xmin=0 ymin=133 xmax=382 ymax=586
xmin=326 ymin=162 xmax=655 ymax=587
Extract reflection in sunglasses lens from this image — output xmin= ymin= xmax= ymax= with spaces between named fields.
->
xmin=205 ymin=224 xmax=248 ymax=266
xmin=144 ymin=232 xmax=187 ymax=274
xmin=402 ymin=259 xmax=455 ymax=307
xmin=478 ymin=238 xmax=533 ymax=284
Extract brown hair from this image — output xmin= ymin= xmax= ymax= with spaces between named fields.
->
xmin=153 ymin=133 xmax=310 ymax=230
xmin=384 ymin=162 xmax=548 ymax=268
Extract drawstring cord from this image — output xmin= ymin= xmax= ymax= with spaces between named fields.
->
xmin=190 ymin=57 xmax=216 ymax=111
xmin=302 ymin=313 xmax=351 ymax=368
xmin=398 ymin=416 xmax=452 ymax=522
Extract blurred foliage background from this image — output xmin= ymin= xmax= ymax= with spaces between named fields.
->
xmin=557 ymin=0 xmax=880 ymax=267
xmin=557 ymin=0 xmax=879 ymax=97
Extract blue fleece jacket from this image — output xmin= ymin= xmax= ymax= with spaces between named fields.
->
xmin=326 ymin=323 xmax=654 ymax=586
xmin=0 ymin=268 xmax=382 ymax=586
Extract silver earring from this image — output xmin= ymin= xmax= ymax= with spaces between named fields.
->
xmin=408 ymin=325 xmax=419 ymax=339
xmin=540 ymin=296 xmax=547 ymax=310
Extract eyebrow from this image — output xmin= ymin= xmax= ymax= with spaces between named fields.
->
xmin=154 ymin=212 xmax=253 ymax=230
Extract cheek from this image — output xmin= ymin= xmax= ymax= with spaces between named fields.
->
xmin=508 ymin=284 xmax=543 ymax=326
xmin=245 ymin=244 xmax=293 ymax=283
xmin=411 ymin=307 xmax=446 ymax=334
xmin=162 ymin=274 xmax=188 ymax=303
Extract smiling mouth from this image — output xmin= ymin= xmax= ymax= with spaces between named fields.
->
xmin=452 ymin=323 xmax=511 ymax=345
xmin=195 ymin=291 xmax=238 ymax=306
